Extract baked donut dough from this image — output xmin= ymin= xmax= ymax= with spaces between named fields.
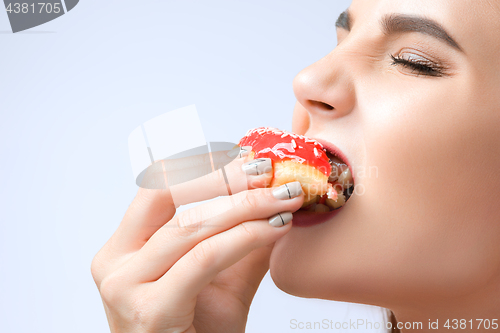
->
xmin=238 ymin=127 xmax=348 ymax=210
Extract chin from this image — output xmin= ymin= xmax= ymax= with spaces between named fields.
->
xmin=269 ymin=241 xmax=310 ymax=298
xmin=269 ymin=239 xmax=392 ymax=309
xmin=268 ymin=199 xmax=395 ymax=307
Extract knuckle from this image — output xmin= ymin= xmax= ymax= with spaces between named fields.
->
xmin=99 ymin=273 xmax=128 ymax=305
xmin=240 ymin=190 xmax=263 ymax=211
xmin=169 ymin=211 xmax=206 ymax=239
xmin=191 ymin=241 xmax=217 ymax=270
xmin=239 ymin=222 xmax=259 ymax=244
xmin=175 ymin=207 xmax=202 ymax=228
xmin=209 ymin=168 xmax=227 ymax=190
xmin=90 ymin=256 xmax=100 ymax=279
xmin=90 ymin=251 xmax=106 ymax=287
xmin=134 ymin=188 xmax=175 ymax=220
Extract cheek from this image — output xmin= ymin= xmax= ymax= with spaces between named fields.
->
xmin=360 ymin=79 xmax=500 ymax=296
xmin=270 ymin=78 xmax=500 ymax=306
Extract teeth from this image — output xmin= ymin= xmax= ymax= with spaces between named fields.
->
xmin=307 ymin=203 xmax=317 ymax=211
xmin=328 ymin=166 xmax=340 ymax=182
xmin=338 ymin=168 xmax=353 ymax=188
xmin=301 ymin=195 xmax=319 ymax=208
xmin=314 ymin=203 xmax=330 ymax=213
xmin=325 ymin=192 xmax=346 ymax=209
xmin=327 ymin=154 xmax=348 ymax=182
xmin=328 ymin=163 xmax=346 ymax=182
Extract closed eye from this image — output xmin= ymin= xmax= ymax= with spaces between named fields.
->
xmin=390 ymin=54 xmax=447 ymax=77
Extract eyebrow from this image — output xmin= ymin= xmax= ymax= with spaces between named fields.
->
xmin=335 ymin=10 xmax=351 ymax=31
xmin=382 ymin=14 xmax=463 ymax=52
xmin=335 ymin=10 xmax=463 ymax=52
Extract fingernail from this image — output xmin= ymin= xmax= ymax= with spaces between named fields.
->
xmin=241 ymin=158 xmax=272 ymax=176
xmin=268 ymin=212 xmax=293 ymax=227
xmin=272 ymin=181 xmax=303 ymax=200
xmin=227 ymin=146 xmax=252 ymax=158
xmin=239 ymin=146 xmax=252 ymax=158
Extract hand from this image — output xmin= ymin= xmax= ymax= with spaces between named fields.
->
xmin=91 ymin=151 xmax=304 ymax=333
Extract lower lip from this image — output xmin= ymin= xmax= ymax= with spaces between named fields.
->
xmin=291 ymin=207 xmax=344 ymax=227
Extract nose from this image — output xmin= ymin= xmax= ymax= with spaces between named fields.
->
xmin=292 ymin=50 xmax=356 ymax=119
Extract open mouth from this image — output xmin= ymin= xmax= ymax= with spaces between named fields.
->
xmin=297 ymin=147 xmax=354 ymax=214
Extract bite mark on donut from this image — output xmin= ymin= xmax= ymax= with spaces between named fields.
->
xmin=239 ymin=127 xmax=354 ymax=213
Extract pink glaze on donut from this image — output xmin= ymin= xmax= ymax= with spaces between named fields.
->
xmin=238 ymin=127 xmax=332 ymax=177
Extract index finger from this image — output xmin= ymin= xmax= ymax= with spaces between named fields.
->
xmin=143 ymin=146 xmax=272 ymax=208
xmin=170 ymin=152 xmax=273 ymax=207
xmin=108 ymin=146 xmax=273 ymax=253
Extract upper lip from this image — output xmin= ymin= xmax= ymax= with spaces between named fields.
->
xmin=310 ymin=137 xmax=355 ymax=184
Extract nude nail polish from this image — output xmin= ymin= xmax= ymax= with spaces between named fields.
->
xmin=241 ymin=158 xmax=272 ymax=176
xmin=227 ymin=146 xmax=252 ymax=158
xmin=238 ymin=146 xmax=252 ymax=158
xmin=268 ymin=212 xmax=293 ymax=227
xmin=272 ymin=181 xmax=303 ymax=200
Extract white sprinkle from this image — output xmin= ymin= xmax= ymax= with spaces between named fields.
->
xmin=244 ymin=128 xmax=326 ymax=155
xmin=314 ymin=147 xmax=319 ymax=157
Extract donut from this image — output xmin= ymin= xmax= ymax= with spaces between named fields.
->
xmin=238 ymin=127 xmax=352 ymax=211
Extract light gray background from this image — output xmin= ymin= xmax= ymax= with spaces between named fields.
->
xmin=0 ymin=1 xmax=389 ymax=332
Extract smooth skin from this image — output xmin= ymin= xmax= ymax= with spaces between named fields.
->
xmin=92 ymin=0 xmax=500 ymax=332
xmin=91 ymin=155 xmax=304 ymax=333
xmin=272 ymin=0 xmax=500 ymax=330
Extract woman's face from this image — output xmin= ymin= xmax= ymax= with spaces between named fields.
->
xmin=270 ymin=0 xmax=500 ymax=314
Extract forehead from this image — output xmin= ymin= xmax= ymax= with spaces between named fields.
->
xmin=349 ymin=0 xmax=500 ymax=56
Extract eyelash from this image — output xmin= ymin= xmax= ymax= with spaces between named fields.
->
xmin=390 ymin=54 xmax=446 ymax=77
